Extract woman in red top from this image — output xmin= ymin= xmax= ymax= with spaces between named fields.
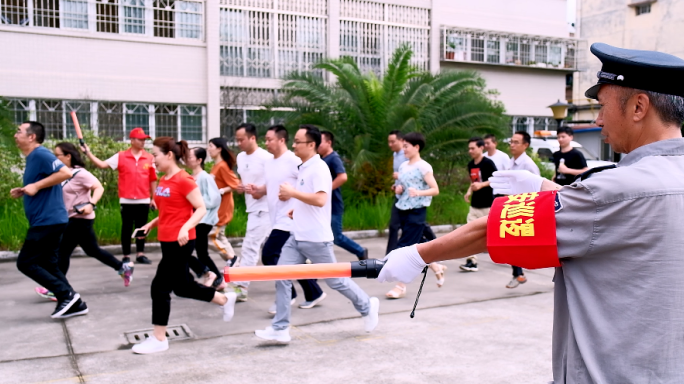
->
xmin=132 ymin=137 xmax=237 ymax=355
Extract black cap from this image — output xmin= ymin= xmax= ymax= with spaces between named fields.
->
xmin=585 ymin=43 xmax=684 ymax=100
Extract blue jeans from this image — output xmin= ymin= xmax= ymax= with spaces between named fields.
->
xmin=331 ymin=213 xmax=365 ymax=259
xmin=272 ymin=236 xmax=370 ymax=331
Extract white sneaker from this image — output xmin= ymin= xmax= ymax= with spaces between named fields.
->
xmin=132 ymin=335 xmax=169 ymax=354
xmin=255 ymin=326 xmax=291 ymax=343
xmin=222 ymin=292 xmax=237 ymax=322
xmin=298 ymin=292 xmax=327 ymax=309
xmin=267 ymin=298 xmax=297 ymax=315
xmin=363 ymin=297 xmax=380 ymax=333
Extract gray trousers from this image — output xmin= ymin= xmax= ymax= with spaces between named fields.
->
xmin=272 ymin=235 xmax=370 ymax=330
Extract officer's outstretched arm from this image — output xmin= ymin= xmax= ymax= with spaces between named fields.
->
xmin=418 ymin=217 xmax=488 ymax=264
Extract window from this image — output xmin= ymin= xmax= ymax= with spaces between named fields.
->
xmin=98 ymin=102 xmax=125 ymax=139
xmin=37 ymin=100 xmax=64 ymax=139
xmin=33 ymin=0 xmax=59 ymax=28
xmin=470 ymin=34 xmax=485 ymax=62
xmin=62 ymin=0 xmax=88 ymax=29
xmin=548 ymin=44 xmax=562 ymax=66
xmin=636 ymin=4 xmax=651 ymax=15
xmin=278 ymin=15 xmax=325 ymax=77
xmin=340 ymin=20 xmax=382 ymax=75
xmin=486 ymin=37 xmax=500 ymax=64
xmin=180 ymin=105 xmax=202 ymax=141
xmin=97 ymin=0 xmax=119 ymax=33
xmin=124 ymin=103 xmax=151 ymax=137
xmin=123 ymin=0 xmax=145 ymax=34
xmin=219 ymin=9 xmax=272 ymax=77
xmin=1 ymin=0 xmax=30 ymax=25
xmin=64 ymin=101 xmax=91 ymax=138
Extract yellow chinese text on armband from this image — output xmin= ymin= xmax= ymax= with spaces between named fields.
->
xmin=486 ymin=191 xmax=560 ymax=269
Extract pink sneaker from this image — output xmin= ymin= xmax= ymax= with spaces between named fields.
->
xmin=35 ymin=287 xmax=57 ymax=302
xmin=119 ymin=263 xmax=134 ymax=287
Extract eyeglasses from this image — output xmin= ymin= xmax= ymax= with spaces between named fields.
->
xmin=293 ymin=140 xmax=313 ymax=145
xmin=510 ymin=141 xmax=523 ymax=145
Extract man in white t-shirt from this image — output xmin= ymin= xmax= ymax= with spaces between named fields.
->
xmin=504 ymin=131 xmax=540 ymax=289
xmin=254 ymin=125 xmax=379 ymax=343
xmin=253 ymin=125 xmax=326 ymax=314
xmin=483 ymin=134 xmax=510 ymax=172
xmin=233 ymin=123 xmax=273 ymax=302
xmin=83 ymin=128 xmax=157 ymax=265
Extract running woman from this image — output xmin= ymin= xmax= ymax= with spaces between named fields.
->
xmin=132 ymin=138 xmax=236 ymax=354
xmin=11 ymin=122 xmax=87 ymax=319
xmin=385 ymin=132 xmax=444 ymax=299
xmin=233 ymin=123 xmax=273 ymax=302
xmin=35 ymin=143 xmax=134 ymax=302
xmin=184 ymin=147 xmax=227 ymax=291
xmin=206 ymin=138 xmax=240 ymax=266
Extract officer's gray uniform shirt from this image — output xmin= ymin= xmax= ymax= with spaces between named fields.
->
xmin=552 ymin=138 xmax=684 ymax=383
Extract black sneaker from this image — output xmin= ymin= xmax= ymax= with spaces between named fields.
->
xmin=459 ymin=260 xmax=479 ymax=272
xmin=359 ymin=248 xmax=369 ymax=261
xmin=136 ymin=255 xmax=152 ymax=265
xmin=54 ymin=299 xmax=89 ymax=319
xmin=122 ymin=256 xmax=131 ymax=264
xmin=51 ymin=292 xmax=81 ymax=318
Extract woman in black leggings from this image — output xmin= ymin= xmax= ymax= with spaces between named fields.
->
xmin=35 ymin=143 xmax=134 ymax=302
xmin=185 ymin=147 xmax=226 ymax=290
xmin=132 ymin=137 xmax=236 ymax=355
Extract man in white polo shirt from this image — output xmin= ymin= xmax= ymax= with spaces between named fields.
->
xmin=483 ymin=133 xmax=510 ymax=172
xmin=504 ymin=130 xmax=540 ymax=289
xmin=254 ymin=125 xmax=379 ymax=343
xmin=254 ymin=125 xmax=326 ymax=314
xmin=233 ymin=123 xmax=273 ymax=302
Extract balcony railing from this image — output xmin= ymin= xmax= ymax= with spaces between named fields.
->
xmin=0 ymin=0 xmax=204 ymax=40
xmin=441 ymin=26 xmax=584 ymax=71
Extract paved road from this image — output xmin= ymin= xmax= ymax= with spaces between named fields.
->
xmin=0 ymin=236 xmax=556 ymax=384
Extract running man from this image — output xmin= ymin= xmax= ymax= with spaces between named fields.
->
xmin=83 ymin=127 xmax=157 ymax=265
xmin=233 ymin=123 xmax=273 ymax=302
xmin=254 ymin=125 xmax=379 ymax=343
xmin=11 ymin=121 xmax=87 ymax=318
xmin=318 ymin=131 xmax=368 ymax=260
xmin=504 ymin=131 xmax=540 ymax=288
xmin=461 ymin=137 xmax=497 ymax=272
xmin=254 ymin=125 xmax=326 ymax=313
xmin=483 ymin=133 xmax=510 ymax=172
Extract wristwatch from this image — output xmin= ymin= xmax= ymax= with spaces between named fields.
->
xmin=89 ymin=202 xmax=97 ymax=210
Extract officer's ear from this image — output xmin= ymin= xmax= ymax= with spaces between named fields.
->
xmin=632 ymin=92 xmax=650 ymax=123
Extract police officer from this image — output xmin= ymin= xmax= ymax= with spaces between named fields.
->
xmin=377 ymin=43 xmax=684 ymax=382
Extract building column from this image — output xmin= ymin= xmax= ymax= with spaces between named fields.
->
xmin=206 ymin=0 xmax=221 ymax=140
xmin=429 ymin=3 xmax=440 ymax=74
xmin=328 ymin=0 xmax=340 ymax=59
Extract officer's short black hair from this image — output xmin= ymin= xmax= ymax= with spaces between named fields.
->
xmin=267 ymin=125 xmax=288 ymax=142
xmin=321 ymin=130 xmax=334 ymax=146
xmin=483 ymin=133 xmax=497 ymax=142
xmin=514 ymin=131 xmax=531 ymax=145
xmin=236 ymin=123 xmax=257 ymax=138
xmin=468 ymin=137 xmax=485 ymax=147
xmin=403 ymin=132 xmax=426 ymax=152
xmin=557 ymin=127 xmax=574 ymax=136
xmin=23 ymin=121 xmax=46 ymax=143
xmin=388 ymin=130 xmax=404 ymax=140
xmin=299 ymin=124 xmax=321 ymax=150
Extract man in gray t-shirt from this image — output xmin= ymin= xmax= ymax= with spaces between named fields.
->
xmin=378 ymin=43 xmax=684 ymax=383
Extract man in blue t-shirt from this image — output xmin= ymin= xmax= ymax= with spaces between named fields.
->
xmin=11 ymin=121 xmax=87 ymax=319
xmin=318 ymin=131 xmax=368 ymax=260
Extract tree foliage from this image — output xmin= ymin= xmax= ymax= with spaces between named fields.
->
xmin=266 ymin=45 xmax=509 ymax=197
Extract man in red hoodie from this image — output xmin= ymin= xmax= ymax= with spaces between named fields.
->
xmin=83 ymin=128 xmax=157 ymax=265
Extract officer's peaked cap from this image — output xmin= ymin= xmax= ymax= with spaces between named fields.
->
xmin=585 ymin=43 xmax=684 ymax=100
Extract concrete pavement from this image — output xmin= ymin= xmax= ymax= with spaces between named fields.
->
xmin=0 ymin=236 xmax=556 ymax=384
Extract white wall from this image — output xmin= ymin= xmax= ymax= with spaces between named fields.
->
xmin=432 ymin=0 xmax=568 ymax=37
xmin=0 ymin=29 xmax=208 ymax=104
xmin=441 ymin=62 xmax=567 ymax=116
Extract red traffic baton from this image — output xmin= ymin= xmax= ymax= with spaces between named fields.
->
xmin=223 ymin=259 xmax=385 ymax=283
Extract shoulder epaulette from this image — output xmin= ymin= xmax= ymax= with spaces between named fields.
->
xmin=579 ymin=165 xmax=617 ymax=181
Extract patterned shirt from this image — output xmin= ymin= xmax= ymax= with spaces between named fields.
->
xmin=395 ymin=159 xmax=433 ymax=210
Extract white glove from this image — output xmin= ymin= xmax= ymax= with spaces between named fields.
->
xmin=377 ymin=245 xmax=427 ymax=284
xmin=490 ymin=170 xmax=544 ymax=196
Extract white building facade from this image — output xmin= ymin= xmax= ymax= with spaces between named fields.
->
xmin=0 ymin=0 xmax=578 ymax=141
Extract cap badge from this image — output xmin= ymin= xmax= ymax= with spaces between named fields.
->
xmin=617 ymin=75 xmax=624 ymax=81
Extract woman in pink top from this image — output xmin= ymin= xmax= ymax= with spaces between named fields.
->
xmin=34 ymin=143 xmax=135 ymax=302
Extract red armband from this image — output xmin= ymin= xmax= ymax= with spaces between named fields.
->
xmin=486 ymin=191 xmax=560 ymax=269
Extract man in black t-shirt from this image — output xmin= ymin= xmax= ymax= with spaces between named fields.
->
xmin=461 ymin=137 xmax=497 ymax=272
xmin=552 ymin=127 xmax=589 ymax=186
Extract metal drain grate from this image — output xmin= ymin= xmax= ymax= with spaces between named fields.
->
xmin=124 ymin=324 xmax=194 ymax=344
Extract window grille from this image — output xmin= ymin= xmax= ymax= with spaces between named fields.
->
xmin=442 ymin=27 xmax=582 ymax=70
xmin=339 ymin=0 xmax=431 ymax=74
xmin=219 ymin=2 xmax=326 ymax=79
xmin=635 ymin=4 xmax=651 ymax=15
xmin=5 ymin=98 xmax=205 ymax=142
xmin=1 ymin=0 xmax=204 ymax=40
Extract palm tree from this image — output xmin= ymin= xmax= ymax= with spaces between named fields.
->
xmin=268 ymin=44 xmax=508 ymax=197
